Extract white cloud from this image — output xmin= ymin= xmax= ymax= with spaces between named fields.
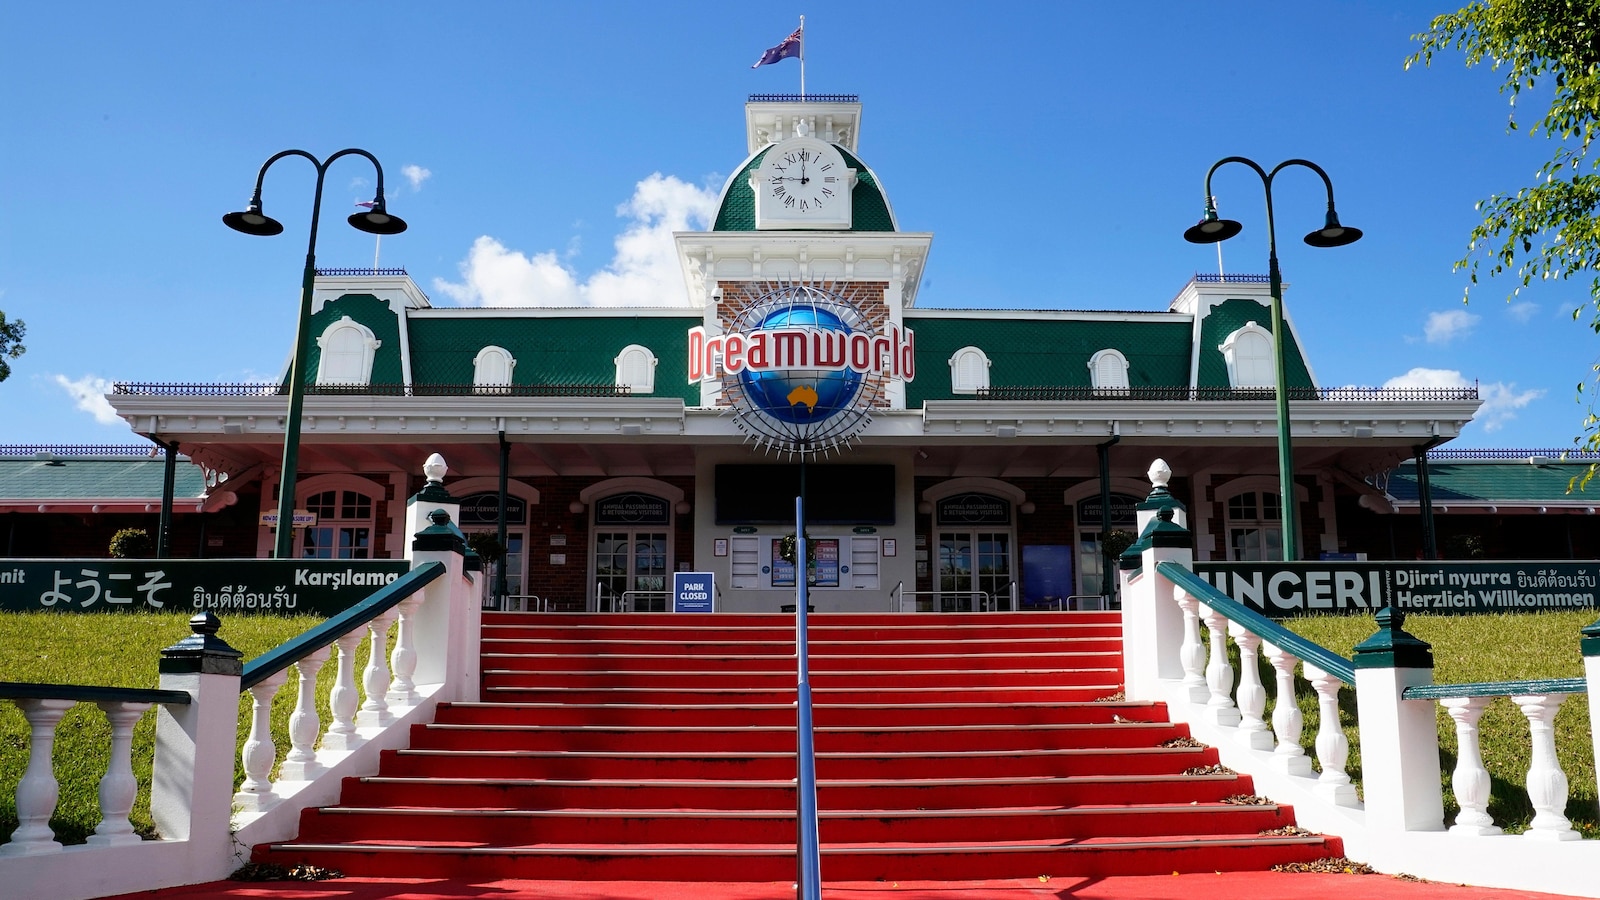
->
xmin=402 ymin=164 xmax=431 ymax=192
xmin=54 ymin=374 xmax=120 ymax=425
xmin=433 ymin=173 xmax=718 ymax=308
xmin=1507 ymin=301 xmax=1539 ymax=323
xmin=1382 ymin=367 xmax=1544 ymax=432
xmin=1423 ymin=309 xmax=1480 ymax=344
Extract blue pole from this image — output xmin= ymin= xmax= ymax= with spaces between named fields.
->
xmin=794 ymin=495 xmax=821 ymax=899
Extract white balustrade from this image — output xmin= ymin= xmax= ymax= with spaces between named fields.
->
xmin=1303 ymin=662 xmax=1357 ymax=806
xmin=277 ymin=647 xmax=332 ymax=782
xmin=1 ymin=698 xmax=75 ymax=856
xmin=356 ymin=611 xmax=396 ymax=729
xmin=1227 ymin=621 xmax=1274 ymax=750
xmin=1441 ymin=696 xmax=1500 ymax=835
xmin=1173 ymin=588 xmax=1208 ymax=702
xmin=87 ymin=701 xmax=150 ymax=846
xmin=1200 ymin=604 xmax=1240 ymax=727
xmin=387 ymin=594 xmax=424 ymax=707
xmin=233 ymin=670 xmax=288 ymax=812
xmin=321 ymin=631 xmax=364 ymax=751
xmin=1262 ymin=641 xmax=1312 ymax=776
xmin=1513 ymin=693 xmax=1581 ymax=841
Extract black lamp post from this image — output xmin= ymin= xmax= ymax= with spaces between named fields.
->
xmin=1183 ymin=157 xmax=1361 ymax=562
xmin=224 ymin=149 xmax=407 ymax=559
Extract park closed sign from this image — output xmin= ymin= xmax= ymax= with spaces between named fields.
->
xmin=0 ymin=559 xmax=412 ymax=616
xmin=1192 ymin=560 xmax=1598 ymax=618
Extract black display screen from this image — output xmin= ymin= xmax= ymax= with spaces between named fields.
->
xmin=714 ymin=464 xmax=896 ymax=525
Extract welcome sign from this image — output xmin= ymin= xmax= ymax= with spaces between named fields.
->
xmin=1193 ymin=560 xmax=1599 ymax=618
xmin=0 ymin=559 xmax=413 ymax=616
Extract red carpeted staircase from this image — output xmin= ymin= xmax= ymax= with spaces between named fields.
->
xmin=255 ymin=611 xmax=1339 ymax=880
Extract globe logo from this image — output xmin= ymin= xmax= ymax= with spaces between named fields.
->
xmin=737 ymin=304 xmax=864 ymax=425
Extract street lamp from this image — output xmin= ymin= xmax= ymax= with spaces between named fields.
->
xmin=1183 ymin=157 xmax=1361 ymax=562
xmin=224 ymin=149 xmax=407 ymax=559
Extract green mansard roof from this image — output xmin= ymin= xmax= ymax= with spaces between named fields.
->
xmin=713 ymin=145 xmax=896 ymax=232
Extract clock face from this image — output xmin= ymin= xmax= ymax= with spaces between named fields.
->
xmin=765 ymin=145 xmax=843 ymax=214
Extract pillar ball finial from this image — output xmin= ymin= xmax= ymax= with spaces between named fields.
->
xmin=423 ymin=453 xmax=447 ymax=484
xmin=1148 ymin=458 xmax=1172 ymax=489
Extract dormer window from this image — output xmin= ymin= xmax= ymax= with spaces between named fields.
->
xmin=615 ymin=344 xmax=658 ymax=394
xmin=948 ymin=346 xmax=990 ymax=394
xmin=1088 ymin=349 xmax=1130 ymax=390
xmin=473 ymin=345 xmax=516 ymax=394
xmin=1219 ymin=323 xmax=1275 ymax=389
xmin=315 ymin=316 xmax=380 ymax=386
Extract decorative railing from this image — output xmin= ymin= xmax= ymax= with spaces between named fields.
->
xmin=314 ymin=267 xmax=408 ymax=277
xmin=0 ymin=444 xmax=169 ymax=457
xmin=0 ymin=683 xmax=191 ymax=855
xmin=112 ymin=382 xmax=633 ymax=398
xmin=976 ymin=385 xmax=1481 ymax=402
xmin=747 ymin=93 xmax=859 ymax=103
xmin=1119 ymin=470 xmax=1600 ymax=895
xmin=1426 ymin=448 xmax=1600 ymax=460
xmin=1193 ymin=273 xmax=1272 ymax=283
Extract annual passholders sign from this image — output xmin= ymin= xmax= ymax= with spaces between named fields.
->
xmin=0 ymin=559 xmax=413 ymax=616
xmin=1191 ymin=560 xmax=1597 ymax=618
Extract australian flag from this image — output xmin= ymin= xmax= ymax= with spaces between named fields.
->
xmin=752 ymin=26 xmax=803 ymax=68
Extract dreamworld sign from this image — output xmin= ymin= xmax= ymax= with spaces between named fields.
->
xmin=687 ymin=283 xmax=915 ymax=454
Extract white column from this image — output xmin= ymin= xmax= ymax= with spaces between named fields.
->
xmin=87 ymin=700 xmax=150 ymax=846
xmin=356 ymin=611 xmax=396 ymax=728
xmin=1354 ymin=664 xmax=1445 ymax=832
xmin=1441 ymin=696 xmax=1501 ymax=835
xmin=278 ymin=646 xmax=332 ymax=781
xmin=1303 ymin=663 xmax=1357 ymax=806
xmin=1201 ymin=604 xmax=1240 ymax=726
xmin=1174 ymin=589 xmax=1208 ymax=703
xmin=233 ymin=671 xmax=288 ymax=812
xmin=1229 ymin=622 xmax=1273 ymax=750
xmin=387 ymin=594 xmax=425 ymax=707
xmin=320 ymin=631 xmax=364 ymax=751
xmin=1263 ymin=642 xmax=1312 ymax=776
xmin=1514 ymin=693 xmax=1580 ymax=841
xmin=0 ymin=698 xmax=74 ymax=855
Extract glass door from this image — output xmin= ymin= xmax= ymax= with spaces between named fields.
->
xmin=937 ymin=531 xmax=1012 ymax=611
xmin=595 ymin=531 xmax=668 ymax=611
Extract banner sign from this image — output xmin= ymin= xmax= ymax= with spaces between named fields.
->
xmin=594 ymin=493 xmax=670 ymax=526
xmin=936 ymin=493 xmax=1011 ymax=526
xmin=1192 ymin=560 xmax=1599 ymax=618
xmin=459 ymin=493 xmax=528 ymax=527
xmin=673 ymin=572 xmax=715 ymax=613
xmin=1077 ymin=494 xmax=1139 ymax=528
xmin=0 ymin=559 xmax=412 ymax=616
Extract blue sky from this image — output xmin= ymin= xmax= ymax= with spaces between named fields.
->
xmin=1 ymin=1 xmax=1594 ymax=449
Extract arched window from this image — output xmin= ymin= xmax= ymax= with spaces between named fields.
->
xmin=473 ymin=345 xmax=516 ymax=394
xmin=1219 ymin=323 xmax=1274 ymax=389
xmin=315 ymin=316 xmax=380 ymax=386
xmin=1088 ymin=349 xmax=1130 ymax=390
xmin=948 ymin=346 xmax=990 ymax=394
xmin=1225 ymin=490 xmax=1282 ymax=561
xmin=301 ymin=488 xmax=375 ymax=559
xmin=614 ymin=344 xmax=658 ymax=394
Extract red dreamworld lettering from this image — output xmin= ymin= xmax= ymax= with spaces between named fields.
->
xmin=685 ymin=319 xmax=918 ymax=384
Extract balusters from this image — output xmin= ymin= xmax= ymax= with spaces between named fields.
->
xmin=322 ymin=631 xmax=364 ymax=751
xmin=1513 ymin=693 xmax=1581 ymax=841
xmin=233 ymin=670 xmax=288 ymax=812
xmin=278 ymin=647 xmax=332 ymax=781
xmin=387 ymin=594 xmax=424 ymax=707
xmin=1173 ymin=588 xmax=1208 ymax=702
xmin=87 ymin=701 xmax=150 ymax=846
xmin=1200 ymin=605 xmax=1240 ymax=726
xmin=0 ymin=698 xmax=75 ymax=855
xmin=1262 ymin=642 xmax=1312 ymax=776
xmin=1228 ymin=621 xmax=1274 ymax=750
xmin=1302 ymin=663 xmax=1357 ymax=806
xmin=1441 ymin=696 xmax=1500 ymax=835
xmin=357 ymin=611 xmax=396 ymax=728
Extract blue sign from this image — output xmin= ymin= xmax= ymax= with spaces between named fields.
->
xmin=673 ymin=571 xmax=715 ymax=613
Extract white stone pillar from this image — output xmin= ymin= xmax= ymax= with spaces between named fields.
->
xmin=1352 ymin=607 xmax=1445 ymax=831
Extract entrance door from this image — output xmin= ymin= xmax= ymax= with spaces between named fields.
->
xmin=937 ymin=531 xmax=1012 ymax=611
xmin=594 ymin=531 xmax=668 ymax=611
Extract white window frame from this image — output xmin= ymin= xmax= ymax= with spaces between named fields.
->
xmin=314 ymin=316 xmax=381 ymax=386
xmin=473 ymin=345 xmax=517 ymax=394
xmin=1218 ymin=323 xmax=1275 ymax=389
xmin=1088 ymin=349 xmax=1130 ymax=390
xmin=948 ymin=346 xmax=991 ymax=394
xmin=614 ymin=344 xmax=658 ymax=395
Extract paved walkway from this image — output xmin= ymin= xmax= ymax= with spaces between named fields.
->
xmin=102 ymin=872 xmax=1584 ymax=900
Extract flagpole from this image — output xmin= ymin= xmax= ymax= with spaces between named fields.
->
xmin=374 ymin=234 xmax=382 ymax=270
xmin=799 ymin=15 xmax=805 ymax=101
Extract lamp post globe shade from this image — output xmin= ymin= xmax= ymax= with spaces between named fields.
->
xmin=222 ymin=209 xmax=285 ymax=236
xmin=1183 ymin=216 xmax=1243 ymax=244
xmin=1304 ymin=223 xmax=1363 ymax=248
xmin=349 ymin=208 xmax=408 ymax=236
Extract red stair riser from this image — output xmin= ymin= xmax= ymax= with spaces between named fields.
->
xmin=483 ymin=654 xmax=1121 ymax=673
xmin=483 ymin=669 xmax=1121 ymax=688
xmin=465 ymin=687 xmax=1132 ymax=704
xmin=435 ymin=700 xmax=1169 ymax=726
xmin=482 ymin=638 xmax=1125 ymax=656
